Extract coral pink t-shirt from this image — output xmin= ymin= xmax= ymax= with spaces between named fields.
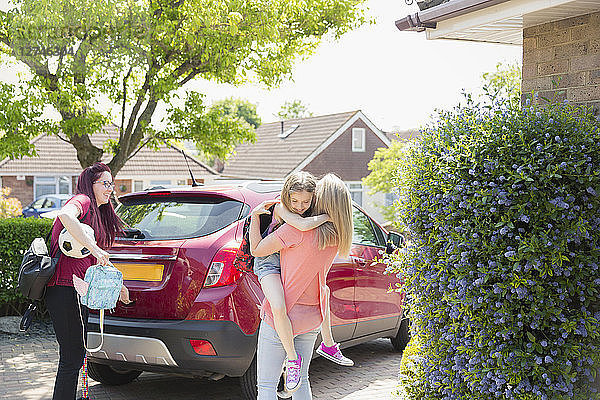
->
xmin=261 ymin=224 xmax=338 ymax=335
xmin=47 ymin=194 xmax=97 ymax=287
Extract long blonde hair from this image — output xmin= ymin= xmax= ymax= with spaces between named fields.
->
xmin=281 ymin=171 xmax=317 ymax=214
xmin=313 ymin=174 xmax=353 ymax=258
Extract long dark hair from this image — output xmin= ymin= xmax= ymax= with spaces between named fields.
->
xmin=76 ymin=162 xmax=122 ymax=248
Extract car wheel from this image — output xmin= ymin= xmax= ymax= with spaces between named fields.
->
xmin=87 ymin=361 xmax=142 ymax=386
xmin=390 ymin=317 xmax=410 ymax=352
xmin=240 ymin=355 xmax=258 ymax=400
xmin=239 ymin=355 xmax=288 ymax=400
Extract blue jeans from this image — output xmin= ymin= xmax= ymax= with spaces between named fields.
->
xmin=257 ymin=321 xmax=319 ymax=400
xmin=254 ymin=253 xmax=281 ymax=281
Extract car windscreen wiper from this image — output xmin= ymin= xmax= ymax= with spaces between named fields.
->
xmin=123 ymin=227 xmax=145 ymax=239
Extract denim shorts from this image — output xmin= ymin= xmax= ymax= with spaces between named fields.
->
xmin=254 ymin=253 xmax=281 ymax=281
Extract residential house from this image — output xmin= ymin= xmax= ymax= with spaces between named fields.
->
xmin=0 ymin=125 xmax=218 ymax=207
xmin=395 ymin=0 xmax=600 ymax=114
xmin=222 ymin=110 xmax=392 ymax=223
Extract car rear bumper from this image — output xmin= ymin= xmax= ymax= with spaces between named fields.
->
xmin=86 ymin=315 xmax=257 ymax=377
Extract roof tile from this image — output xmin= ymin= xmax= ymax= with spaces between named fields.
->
xmin=0 ymin=125 xmax=217 ymax=178
xmin=223 ymin=111 xmax=357 ymax=179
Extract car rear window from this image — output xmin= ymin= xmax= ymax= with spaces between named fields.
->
xmin=116 ymin=196 xmax=244 ymax=240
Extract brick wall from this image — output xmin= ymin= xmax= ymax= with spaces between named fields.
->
xmin=2 ymin=176 xmax=34 ymax=206
xmin=522 ymin=12 xmax=600 ymax=116
xmin=114 ymin=179 xmax=132 ymax=196
xmin=304 ymin=119 xmax=387 ymax=181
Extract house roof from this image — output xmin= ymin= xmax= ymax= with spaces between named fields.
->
xmin=417 ymin=0 xmax=452 ymax=12
xmin=222 ymin=110 xmax=390 ymax=180
xmin=0 ymin=125 xmax=218 ymax=177
xmin=385 ymin=129 xmax=421 ymax=142
xmin=396 ymin=0 xmax=600 ymax=45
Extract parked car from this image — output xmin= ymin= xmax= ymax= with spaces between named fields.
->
xmin=22 ymin=194 xmax=72 ymax=218
xmin=86 ymin=182 xmax=409 ymax=399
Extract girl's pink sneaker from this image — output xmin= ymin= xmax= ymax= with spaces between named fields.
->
xmin=316 ymin=342 xmax=354 ymax=366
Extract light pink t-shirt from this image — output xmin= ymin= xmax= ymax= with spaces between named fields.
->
xmin=261 ymin=224 xmax=338 ymax=335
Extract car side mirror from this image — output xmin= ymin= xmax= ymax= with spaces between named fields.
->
xmin=386 ymin=231 xmax=404 ymax=254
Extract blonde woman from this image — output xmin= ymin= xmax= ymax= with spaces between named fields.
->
xmin=250 ymin=173 xmax=353 ymax=400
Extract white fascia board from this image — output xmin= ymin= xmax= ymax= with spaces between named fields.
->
xmin=426 ymin=0 xmax=575 ymax=41
xmin=292 ymin=111 xmax=390 ymax=173
xmin=357 ymin=111 xmax=392 ymax=147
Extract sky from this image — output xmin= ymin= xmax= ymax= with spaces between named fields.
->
xmin=0 ymin=0 xmax=522 ymax=132
xmin=190 ymin=0 xmax=522 ymax=131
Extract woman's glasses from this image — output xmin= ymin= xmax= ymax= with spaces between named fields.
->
xmin=94 ymin=180 xmax=115 ymax=189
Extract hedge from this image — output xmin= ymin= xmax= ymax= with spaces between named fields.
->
xmin=0 ymin=217 xmax=53 ymax=316
xmin=392 ymin=99 xmax=600 ymax=400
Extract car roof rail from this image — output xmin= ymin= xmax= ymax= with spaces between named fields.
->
xmin=244 ymin=181 xmax=284 ymax=193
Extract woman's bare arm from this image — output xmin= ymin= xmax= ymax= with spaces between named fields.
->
xmin=249 ymin=200 xmax=285 ymax=257
xmin=274 ymin=203 xmax=329 ymax=231
xmin=57 ymin=203 xmax=110 ymax=265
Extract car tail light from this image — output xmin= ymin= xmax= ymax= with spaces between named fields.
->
xmin=147 ymin=191 xmax=172 ymax=196
xmin=189 ymin=339 xmax=216 ymax=355
xmin=203 ymin=245 xmax=241 ymax=287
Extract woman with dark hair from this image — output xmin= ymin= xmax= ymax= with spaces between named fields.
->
xmin=45 ymin=162 xmax=129 ymax=400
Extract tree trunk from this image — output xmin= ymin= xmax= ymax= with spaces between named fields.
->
xmin=107 ymin=99 xmax=159 ymax=175
xmin=70 ymin=133 xmax=104 ymax=168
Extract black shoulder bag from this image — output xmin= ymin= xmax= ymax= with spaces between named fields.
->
xmin=17 ymin=207 xmax=90 ymax=330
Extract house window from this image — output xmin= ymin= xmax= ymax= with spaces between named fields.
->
xmin=34 ymin=176 xmax=72 ymax=199
xmin=58 ymin=176 xmax=70 ymax=194
xmin=177 ymin=179 xmax=187 ymax=186
xmin=149 ymin=180 xmax=171 ymax=188
xmin=133 ymin=180 xmax=144 ymax=192
xmin=352 ymin=128 xmax=365 ymax=152
xmin=348 ymin=183 xmax=363 ymax=206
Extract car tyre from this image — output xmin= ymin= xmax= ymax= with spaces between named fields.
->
xmin=87 ymin=361 xmax=142 ymax=386
xmin=239 ymin=355 xmax=288 ymax=400
xmin=240 ymin=355 xmax=258 ymax=400
xmin=390 ymin=317 xmax=410 ymax=352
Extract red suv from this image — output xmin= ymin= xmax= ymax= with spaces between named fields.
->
xmin=86 ymin=182 xmax=408 ymax=399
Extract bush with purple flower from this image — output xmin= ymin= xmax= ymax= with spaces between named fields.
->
xmin=392 ymin=99 xmax=600 ymax=400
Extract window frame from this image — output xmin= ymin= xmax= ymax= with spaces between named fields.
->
xmin=351 ymin=206 xmax=382 ymax=248
xmin=347 ymin=182 xmax=363 ymax=206
xmin=351 ymin=127 xmax=366 ymax=152
xmin=133 ymin=180 xmax=144 ymax=192
xmin=33 ymin=176 xmax=72 ymax=200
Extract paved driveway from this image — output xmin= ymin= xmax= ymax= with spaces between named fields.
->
xmin=0 ymin=322 xmax=402 ymax=400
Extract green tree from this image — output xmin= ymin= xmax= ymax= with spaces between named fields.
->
xmin=480 ymin=62 xmax=521 ymax=108
xmin=362 ymin=139 xmax=406 ymax=228
xmin=363 ymin=63 xmax=522 ymax=227
xmin=276 ymin=99 xmax=313 ymax=120
xmin=0 ymin=0 xmax=366 ymax=174
xmin=210 ymin=97 xmax=261 ymax=129
xmin=186 ymin=97 xmax=261 ymax=169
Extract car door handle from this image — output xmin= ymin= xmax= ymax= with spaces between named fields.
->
xmin=352 ymin=257 xmax=367 ymax=267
